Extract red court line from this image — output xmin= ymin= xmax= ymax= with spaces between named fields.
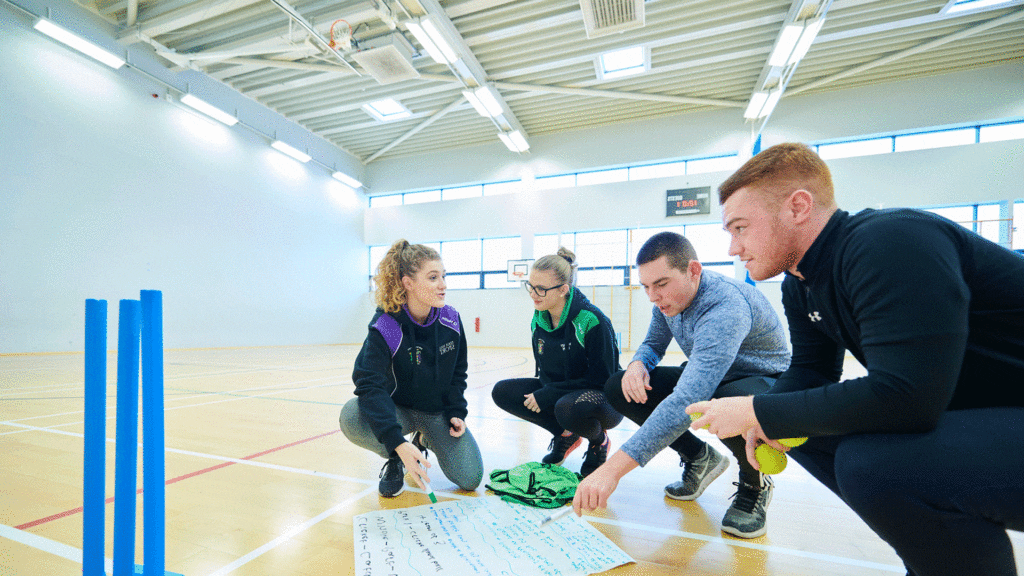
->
xmin=14 ymin=429 xmax=340 ymax=531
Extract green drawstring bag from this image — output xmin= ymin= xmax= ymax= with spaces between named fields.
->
xmin=485 ymin=462 xmax=582 ymax=509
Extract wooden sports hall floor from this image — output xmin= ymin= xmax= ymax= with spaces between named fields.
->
xmin=2 ymin=345 xmax=1021 ymax=576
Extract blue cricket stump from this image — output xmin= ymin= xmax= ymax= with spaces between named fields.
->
xmin=83 ymin=291 xmax=183 ymax=576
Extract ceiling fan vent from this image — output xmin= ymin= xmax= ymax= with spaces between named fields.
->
xmin=579 ymin=0 xmax=645 ymax=39
xmin=350 ymin=33 xmax=420 ymax=85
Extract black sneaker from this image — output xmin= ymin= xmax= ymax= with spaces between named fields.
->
xmin=378 ymin=455 xmax=406 ymax=497
xmin=580 ymin=432 xmax=610 ymax=477
xmin=664 ymin=444 xmax=728 ymax=501
xmin=721 ymin=475 xmax=773 ymax=538
xmin=541 ymin=432 xmax=582 ymax=465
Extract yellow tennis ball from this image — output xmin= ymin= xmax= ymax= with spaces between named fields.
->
xmin=755 ymin=444 xmax=787 ymax=475
xmin=779 ymin=437 xmax=808 ymax=448
xmin=689 ymin=412 xmax=708 ymax=429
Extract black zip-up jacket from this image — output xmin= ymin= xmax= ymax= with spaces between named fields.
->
xmin=530 ymin=287 xmax=622 ymax=412
xmin=351 ymin=305 xmax=468 ymax=453
xmin=756 ymin=208 xmax=1024 ymax=440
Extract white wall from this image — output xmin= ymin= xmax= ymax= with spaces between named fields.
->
xmin=0 ymin=14 xmax=368 ymax=353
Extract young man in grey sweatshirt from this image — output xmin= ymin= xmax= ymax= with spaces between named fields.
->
xmin=573 ymin=231 xmax=791 ymax=538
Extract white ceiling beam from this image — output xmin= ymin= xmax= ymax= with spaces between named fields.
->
xmin=789 ymin=6 xmax=1024 ymax=96
xmin=125 ymin=0 xmax=137 ymax=26
xmin=485 ymin=13 xmax=785 ymax=81
xmin=492 ymin=81 xmax=744 ymax=108
xmin=220 ymin=56 xmax=455 ymax=83
xmin=444 ymin=0 xmax=522 ymax=19
xmin=364 ymin=95 xmax=467 ymax=162
xmin=416 ymin=0 xmax=529 ymax=143
xmin=117 ymin=0 xmax=265 ymax=40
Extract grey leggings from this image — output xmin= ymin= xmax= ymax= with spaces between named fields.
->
xmin=339 ymin=398 xmax=484 ymax=491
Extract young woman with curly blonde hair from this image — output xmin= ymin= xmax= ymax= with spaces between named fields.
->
xmin=340 ymin=239 xmax=483 ymax=497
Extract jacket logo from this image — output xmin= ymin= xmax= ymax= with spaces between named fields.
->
xmin=439 ymin=341 xmax=455 ymax=356
xmin=809 ymin=311 xmax=822 ymax=322
xmin=410 ymin=346 xmax=423 ymax=365
xmin=537 ymin=338 xmax=544 ymax=355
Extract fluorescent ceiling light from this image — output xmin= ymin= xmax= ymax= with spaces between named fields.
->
xmin=769 ymin=24 xmax=803 ymax=67
xmin=271 ymin=140 xmax=311 ymax=162
xmin=34 ymin=19 xmax=125 ymax=69
xmin=406 ymin=18 xmax=457 ymax=64
xmin=759 ymin=90 xmax=782 ymax=118
xmin=463 ymin=86 xmax=503 ymax=118
xmin=743 ymin=92 xmax=770 ymax=119
xmin=498 ymin=130 xmax=529 ymax=152
xmin=332 ymin=171 xmax=363 ymax=188
xmin=788 ymin=19 xmax=824 ymax=65
xmin=180 ymin=94 xmax=238 ymax=126
xmin=362 ymin=98 xmax=412 ymax=122
xmin=598 ymin=46 xmax=647 ymax=79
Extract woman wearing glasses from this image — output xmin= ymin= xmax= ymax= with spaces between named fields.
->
xmin=492 ymin=247 xmax=623 ymax=477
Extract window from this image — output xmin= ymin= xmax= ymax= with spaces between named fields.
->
xmin=683 ymin=223 xmax=733 ymax=264
xmin=404 ymin=190 xmax=441 ymax=204
xmin=482 ymin=237 xmax=521 ymax=271
xmin=1014 ymin=201 xmax=1024 ymax=250
xmin=575 ymin=230 xmax=628 ymax=267
xmin=369 ymin=194 xmax=402 ymax=207
xmin=817 ymin=137 xmax=892 ymax=160
xmin=369 ymin=245 xmax=389 ymax=278
xmin=483 ymin=181 xmax=520 ymax=196
xmin=628 ymin=226 xmax=683 ymax=269
xmin=577 ymin=268 xmax=626 ymax=286
xmin=535 ymin=174 xmax=576 ymax=190
xmin=687 ymin=155 xmax=739 ymax=175
xmin=484 ymin=272 xmax=519 ymax=289
xmin=629 ymin=161 xmax=687 ymax=181
xmin=925 ymin=205 xmax=974 ymax=226
xmin=534 ymin=234 xmax=567 ymax=259
xmin=976 ymin=203 xmax=1002 ymax=245
xmin=444 ymin=274 xmax=481 ymax=290
xmin=441 ymin=240 xmax=481 ymax=273
xmin=894 ymin=128 xmax=976 ymax=152
xmin=980 ymin=121 xmax=1024 ymax=143
xmin=443 ymin=185 xmax=482 ymax=200
xmin=577 ymin=168 xmax=628 ymax=186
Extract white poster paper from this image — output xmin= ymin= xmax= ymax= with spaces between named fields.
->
xmin=353 ymin=496 xmax=633 ymax=576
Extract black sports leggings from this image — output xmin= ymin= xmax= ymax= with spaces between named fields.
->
xmin=491 ymin=378 xmax=623 ymax=442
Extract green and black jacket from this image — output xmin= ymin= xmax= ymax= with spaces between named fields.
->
xmin=530 ymin=287 xmax=621 ymax=412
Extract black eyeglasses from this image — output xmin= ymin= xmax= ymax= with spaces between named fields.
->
xmin=524 ymin=281 xmax=565 ymax=297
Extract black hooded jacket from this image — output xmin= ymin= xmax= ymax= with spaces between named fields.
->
xmin=530 ymin=287 xmax=622 ymax=412
xmin=351 ymin=305 xmax=468 ymax=453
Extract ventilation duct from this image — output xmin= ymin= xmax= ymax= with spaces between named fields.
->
xmin=350 ymin=33 xmax=420 ymax=84
xmin=579 ymin=0 xmax=645 ymax=39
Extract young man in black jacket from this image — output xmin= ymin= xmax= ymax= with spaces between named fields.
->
xmin=689 ymin=143 xmax=1023 ymax=576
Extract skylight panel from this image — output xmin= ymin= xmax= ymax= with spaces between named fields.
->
xmin=362 ymin=98 xmax=412 ymax=122
xmin=597 ymin=46 xmax=648 ymax=80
